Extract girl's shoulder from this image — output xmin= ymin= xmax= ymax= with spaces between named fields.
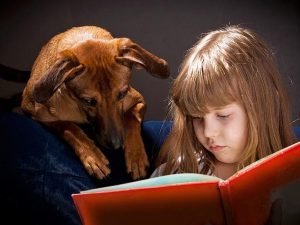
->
xmin=150 ymin=163 xmax=167 ymax=178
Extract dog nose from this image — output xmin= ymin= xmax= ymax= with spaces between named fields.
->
xmin=107 ymin=136 xmax=123 ymax=149
xmin=96 ymin=134 xmax=123 ymax=149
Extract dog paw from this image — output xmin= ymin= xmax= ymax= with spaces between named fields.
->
xmin=125 ymin=147 xmax=149 ymax=180
xmin=79 ymin=148 xmax=111 ymax=179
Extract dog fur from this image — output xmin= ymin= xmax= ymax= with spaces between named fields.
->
xmin=21 ymin=26 xmax=170 ymax=180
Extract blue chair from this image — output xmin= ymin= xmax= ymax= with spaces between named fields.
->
xmin=0 ymin=112 xmax=171 ymax=225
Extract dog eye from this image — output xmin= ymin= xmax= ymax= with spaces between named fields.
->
xmin=81 ymin=97 xmax=97 ymax=106
xmin=118 ymin=87 xmax=129 ymax=100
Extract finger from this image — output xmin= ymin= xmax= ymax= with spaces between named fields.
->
xmin=265 ymin=198 xmax=283 ymax=225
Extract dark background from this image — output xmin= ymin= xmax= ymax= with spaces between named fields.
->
xmin=0 ymin=0 xmax=299 ymax=124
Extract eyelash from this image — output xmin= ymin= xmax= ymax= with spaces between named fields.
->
xmin=217 ymin=114 xmax=230 ymax=119
xmin=191 ymin=114 xmax=231 ymax=122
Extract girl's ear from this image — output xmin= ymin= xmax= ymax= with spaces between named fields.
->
xmin=33 ymin=50 xmax=84 ymax=103
xmin=115 ymin=38 xmax=170 ymax=79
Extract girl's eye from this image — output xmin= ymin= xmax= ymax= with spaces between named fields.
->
xmin=217 ymin=114 xmax=230 ymax=119
xmin=81 ymin=97 xmax=97 ymax=106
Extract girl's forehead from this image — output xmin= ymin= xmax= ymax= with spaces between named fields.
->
xmin=208 ymin=103 xmax=241 ymax=111
xmin=174 ymin=61 xmax=247 ymax=117
xmin=189 ymin=102 xmax=240 ymax=116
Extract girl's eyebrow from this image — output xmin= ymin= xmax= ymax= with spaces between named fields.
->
xmin=210 ymin=106 xmax=232 ymax=111
xmin=210 ymin=103 xmax=237 ymax=111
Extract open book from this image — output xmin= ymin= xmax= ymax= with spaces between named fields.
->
xmin=72 ymin=142 xmax=300 ymax=225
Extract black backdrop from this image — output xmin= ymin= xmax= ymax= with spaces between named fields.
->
xmin=0 ymin=0 xmax=299 ymax=124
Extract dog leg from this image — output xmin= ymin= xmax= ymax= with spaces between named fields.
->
xmin=45 ymin=121 xmax=111 ymax=179
xmin=124 ymin=102 xmax=149 ymax=180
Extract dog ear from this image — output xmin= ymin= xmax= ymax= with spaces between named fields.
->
xmin=115 ymin=38 xmax=170 ymax=79
xmin=33 ymin=50 xmax=84 ymax=103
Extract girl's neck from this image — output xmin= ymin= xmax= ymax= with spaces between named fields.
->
xmin=213 ymin=161 xmax=238 ymax=180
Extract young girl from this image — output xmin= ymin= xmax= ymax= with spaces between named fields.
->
xmin=151 ymin=25 xmax=296 ymax=180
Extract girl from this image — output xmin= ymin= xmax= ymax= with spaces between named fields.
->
xmin=152 ymin=25 xmax=296 ymax=179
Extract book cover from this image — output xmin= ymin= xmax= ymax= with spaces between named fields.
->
xmin=72 ymin=141 xmax=300 ymax=225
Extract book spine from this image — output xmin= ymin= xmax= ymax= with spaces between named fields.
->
xmin=218 ymin=181 xmax=236 ymax=225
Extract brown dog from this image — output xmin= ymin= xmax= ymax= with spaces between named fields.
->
xmin=21 ymin=26 xmax=169 ymax=180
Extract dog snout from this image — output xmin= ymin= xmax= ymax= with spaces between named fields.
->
xmin=108 ymin=135 xmax=123 ymax=149
xmin=96 ymin=132 xmax=123 ymax=149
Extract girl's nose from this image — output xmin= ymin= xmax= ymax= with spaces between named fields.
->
xmin=203 ymin=118 xmax=218 ymax=139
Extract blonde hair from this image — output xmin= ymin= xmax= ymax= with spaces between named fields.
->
xmin=159 ymin=25 xmax=295 ymax=175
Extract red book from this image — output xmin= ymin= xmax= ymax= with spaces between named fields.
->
xmin=72 ymin=142 xmax=300 ymax=225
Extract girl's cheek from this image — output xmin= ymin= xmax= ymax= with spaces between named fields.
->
xmin=195 ymin=127 xmax=205 ymax=144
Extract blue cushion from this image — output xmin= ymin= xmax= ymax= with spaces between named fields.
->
xmin=294 ymin=126 xmax=300 ymax=140
xmin=0 ymin=112 xmax=171 ymax=225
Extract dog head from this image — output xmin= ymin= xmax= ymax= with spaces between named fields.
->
xmin=32 ymin=38 xmax=170 ymax=149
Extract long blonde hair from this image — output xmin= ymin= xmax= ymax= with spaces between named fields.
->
xmin=159 ymin=25 xmax=295 ymax=175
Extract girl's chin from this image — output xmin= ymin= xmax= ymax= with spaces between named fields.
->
xmin=214 ymin=156 xmax=238 ymax=165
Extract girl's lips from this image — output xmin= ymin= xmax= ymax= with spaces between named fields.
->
xmin=209 ymin=146 xmax=225 ymax=152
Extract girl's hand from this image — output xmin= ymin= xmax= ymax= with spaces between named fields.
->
xmin=265 ymin=198 xmax=283 ymax=225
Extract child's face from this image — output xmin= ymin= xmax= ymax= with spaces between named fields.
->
xmin=192 ymin=102 xmax=248 ymax=164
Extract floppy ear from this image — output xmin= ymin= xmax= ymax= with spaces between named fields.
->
xmin=115 ymin=38 xmax=170 ymax=78
xmin=33 ymin=50 xmax=84 ymax=103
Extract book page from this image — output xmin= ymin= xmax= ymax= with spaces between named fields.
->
xmin=81 ymin=173 xmax=221 ymax=194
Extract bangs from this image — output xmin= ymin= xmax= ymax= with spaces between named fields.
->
xmin=173 ymin=57 xmax=239 ymax=117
